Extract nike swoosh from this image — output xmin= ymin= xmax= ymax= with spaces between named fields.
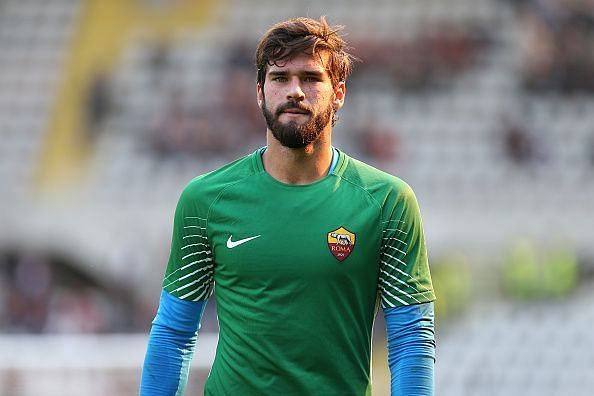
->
xmin=226 ymin=234 xmax=261 ymax=249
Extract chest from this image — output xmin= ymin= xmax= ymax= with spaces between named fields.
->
xmin=206 ymin=184 xmax=382 ymax=286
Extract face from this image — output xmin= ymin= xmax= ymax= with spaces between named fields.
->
xmin=257 ymin=53 xmax=345 ymax=149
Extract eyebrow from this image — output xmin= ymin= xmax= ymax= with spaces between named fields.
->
xmin=267 ymin=70 xmax=326 ymax=78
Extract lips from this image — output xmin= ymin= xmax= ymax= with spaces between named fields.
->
xmin=283 ymin=109 xmax=309 ymax=114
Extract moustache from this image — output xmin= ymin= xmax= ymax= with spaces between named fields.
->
xmin=275 ymin=101 xmax=312 ymax=116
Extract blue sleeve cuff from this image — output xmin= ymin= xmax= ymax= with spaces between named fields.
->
xmin=384 ymin=302 xmax=435 ymax=396
xmin=140 ymin=290 xmax=207 ymax=395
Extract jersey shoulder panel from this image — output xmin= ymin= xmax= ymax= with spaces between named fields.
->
xmin=163 ymin=152 xmax=259 ymax=301
xmin=338 ymin=152 xmax=435 ymax=307
xmin=182 ymin=152 xmax=260 ymax=210
xmin=337 ymin=152 xmax=412 ymax=209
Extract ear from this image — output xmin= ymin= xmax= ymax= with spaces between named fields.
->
xmin=333 ymin=81 xmax=346 ymax=111
xmin=257 ymin=82 xmax=263 ymax=109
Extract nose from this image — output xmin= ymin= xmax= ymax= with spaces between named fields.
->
xmin=286 ymin=77 xmax=305 ymax=101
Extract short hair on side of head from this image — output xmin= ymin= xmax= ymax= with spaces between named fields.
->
xmin=255 ymin=16 xmax=355 ymax=88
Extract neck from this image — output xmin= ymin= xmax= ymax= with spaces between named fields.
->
xmin=262 ymin=130 xmax=333 ymax=185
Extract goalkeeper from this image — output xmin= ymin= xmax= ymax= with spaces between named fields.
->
xmin=140 ymin=16 xmax=435 ymax=396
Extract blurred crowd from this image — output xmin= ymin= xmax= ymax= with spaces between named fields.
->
xmin=143 ymin=41 xmax=263 ymax=159
xmin=516 ymin=0 xmax=594 ymax=93
xmin=353 ymin=22 xmax=490 ymax=91
xmin=0 ymin=253 xmax=150 ymax=334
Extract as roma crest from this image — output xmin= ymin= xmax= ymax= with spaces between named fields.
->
xmin=327 ymin=226 xmax=356 ymax=261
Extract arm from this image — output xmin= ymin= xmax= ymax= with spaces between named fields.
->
xmin=140 ymin=183 xmax=215 ymax=395
xmin=384 ymin=302 xmax=435 ymax=396
xmin=378 ymin=182 xmax=436 ymax=395
xmin=140 ymin=290 xmax=207 ymax=395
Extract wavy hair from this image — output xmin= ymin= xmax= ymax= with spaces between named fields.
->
xmin=255 ymin=16 xmax=355 ymax=88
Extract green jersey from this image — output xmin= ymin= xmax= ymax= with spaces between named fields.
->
xmin=163 ymin=149 xmax=435 ymax=395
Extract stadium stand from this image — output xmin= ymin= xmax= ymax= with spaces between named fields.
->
xmin=1 ymin=0 xmax=593 ymax=394
xmin=0 ymin=0 xmax=81 ymax=202
xmin=435 ymin=279 xmax=594 ymax=396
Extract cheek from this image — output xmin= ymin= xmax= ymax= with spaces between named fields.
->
xmin=264 ymin=83 xmax=282 ymax=97
xmin=262 ymin=88 xmax=282 ymax=108
xmin=310 ymin=88 xmax=333 ymax=107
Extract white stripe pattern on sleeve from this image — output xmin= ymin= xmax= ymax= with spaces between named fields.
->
xmin=165 ymin=216 xmax=214 ymax=301
xmin=379 ymin=218 xmax=430 ymax=307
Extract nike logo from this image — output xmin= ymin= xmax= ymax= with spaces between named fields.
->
xmin=226 ymin=234 xmax=261 ymax=249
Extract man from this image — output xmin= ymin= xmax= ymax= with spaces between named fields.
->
xmin=140 ymin=16 xmax=435 ymax=395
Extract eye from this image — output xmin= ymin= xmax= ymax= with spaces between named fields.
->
xmin=271 ymin=76 xmax=287 ymax=82
xmin=303 ymin=76 xmax=321 ymax=82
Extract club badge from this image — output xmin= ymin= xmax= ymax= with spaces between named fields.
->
xmin=327 ymin=226 xmax=356 ymax=261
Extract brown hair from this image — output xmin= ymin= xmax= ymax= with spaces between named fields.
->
xmin=255 ymin=16 xmax=355 ymax=88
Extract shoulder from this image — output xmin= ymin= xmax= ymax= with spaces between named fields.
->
xmin=179 ymin=151 xmax=260 ymax=207
xmin=337 ymin=151 xmax=416 ymax=206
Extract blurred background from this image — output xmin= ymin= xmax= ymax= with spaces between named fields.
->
xmin=0 ymin=0 xmax=593 ymax=394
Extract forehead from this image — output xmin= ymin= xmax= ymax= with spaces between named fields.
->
xmin=266 ymin=52 xmax=329 ymax=75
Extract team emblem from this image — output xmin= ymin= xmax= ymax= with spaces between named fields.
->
xmin=327 ymin=227 xmax=356 ymax=261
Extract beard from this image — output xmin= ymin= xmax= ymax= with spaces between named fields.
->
xmin=262 ymin=96 xmax=333 ymax=149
